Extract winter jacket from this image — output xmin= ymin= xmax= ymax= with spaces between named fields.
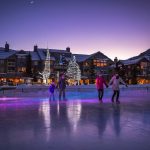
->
xmin=96 ymin=76 xmax=108 ymax=90
xmin=49 ymin=83 xmax=55 ymax=93
xmin=58 ymin=79 xmax=66 ymax=89
xmin=109 ymin=75 xmax=126 ymax=90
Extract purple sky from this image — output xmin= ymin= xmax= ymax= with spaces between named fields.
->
xmin=0 ymin=0 xmax=150 ymax=60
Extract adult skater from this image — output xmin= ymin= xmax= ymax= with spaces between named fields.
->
xmin=109 ymin=73 xmax=127 ymax=104
xmin=96 ymin=73 xmax=108 ymax=103
xmin=58 ymin=74 xmax=67 ymax=100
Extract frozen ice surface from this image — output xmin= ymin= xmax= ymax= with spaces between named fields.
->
xmin=0 ymin=87 xmax=150 ymax=150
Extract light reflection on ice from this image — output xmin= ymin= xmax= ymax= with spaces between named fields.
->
xmin=38 ymin=101 xmax=51 ymax=141
xmin=67 ymin=100 xmax=82 ymax=132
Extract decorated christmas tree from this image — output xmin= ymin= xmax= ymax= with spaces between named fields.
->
xmin=39 ymin=48 xmax=51 ymax=84
xmin=66 ymin=56 xmax=81 ymax=85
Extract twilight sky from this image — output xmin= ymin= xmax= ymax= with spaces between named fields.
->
xmin=0 ymin=0 xmax=150 ymax=60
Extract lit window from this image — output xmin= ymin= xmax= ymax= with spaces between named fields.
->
xmin=140 ymin=62 xmax=147 ymax=69
xmin=18 ymin=67 xmax=26 ymax=72
xmin=93 ymin=59 xmax=107 ymax=67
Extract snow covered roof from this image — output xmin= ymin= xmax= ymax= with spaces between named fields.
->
xmin=145 ymin=56 xmax=150 ymax=61
xmin=36 ymin=49 xmax=45 ymax=60
xmin=30 ymin=52 xmax=40 ymax=61
xmin=33 ymin=49 xmax=56 ymax=61
xmin=16 ymin=50 xmax=30 ymax=55
xmin=0 ymin=49 xmax=16 ymax=59
xmin=120 ymin=57 xmax=149 ymax=65
xmin=35 ymin=48 xmax=70 ymax=61
xmin=74 ymin=51 xmax=112 ymax=63
xmin=50 ymin=49 xmax=71 ymax=53
xmin=73 ymin=54 xmax=90 ymax=62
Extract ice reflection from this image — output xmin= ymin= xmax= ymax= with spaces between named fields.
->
xmin=38 ymin=100 xmax=51 ymax=141
xmin=97 ymin=105 xmax=109 ymax=138
xmin=56 ymin=100 xmax=60 ymax=116
xmin=112 ymin=105 xmax=121 ymax=136
xmin=0 ymin=93 xmax=150 ymax=150
xmin=67 ymin=100 xmax=82 ymax=132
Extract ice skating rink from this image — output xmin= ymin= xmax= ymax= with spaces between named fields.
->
xmin=0 ymin=86 xmax=150 ymax=150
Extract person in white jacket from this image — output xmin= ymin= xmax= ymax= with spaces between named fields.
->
xmin=109 ymin=73 xmax=127 ymax=103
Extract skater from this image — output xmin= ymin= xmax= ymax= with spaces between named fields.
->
xmin=96 ymin=73 xmax=108 ymax=103
xmin=109 ymin=73 xmax=127 ymax=104
xmin=58 ymin=74 xmax=67 ymax=100
xmin=49 ymin=78 xmax=56 ymax=101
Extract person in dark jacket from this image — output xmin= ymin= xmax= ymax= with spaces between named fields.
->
xmin=58 ymin=74 xmax=67 ymax=100
xmin=49 ymin=78 xmax=56 ymax=100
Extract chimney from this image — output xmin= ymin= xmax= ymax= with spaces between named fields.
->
xmin=34 ymin=45 xmax=38 ymax=52
xmin=66 ymin=47 xmax=70 ymax=52
xmin=114 ymin=57 xmax=118 ymax=63
xmin=5 ymin=42 xmax=9 ymax=51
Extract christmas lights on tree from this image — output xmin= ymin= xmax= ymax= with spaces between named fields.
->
xmin=66 ymin=56 xmax=81 ymax=85
xmin=39 ymin=48 xmax=51 ymax=84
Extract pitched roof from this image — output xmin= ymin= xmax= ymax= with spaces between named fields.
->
xmin=36 ymin=49 xmax=45 ymax=60
xmin=74 ymin=51 xmax=113 ymax=62
xmin=34 ymin=49 xmax=57 ymax=61
xmin=128 ymin=49 xmax=150 ymax=60
xmin=0 ymin=49 xmax=16 ymax=59
xmin=35 ymin=48 xmax=70 ymax=60
xmin=120 ymin=57 xmax=149 ymax=65
xmin=30 ymin=51 xmax=40 ymax=61
xmin=50 ymin=49 xmax=71 ymax=53
xmin=73 ymin=54 xmax=90 ymax=62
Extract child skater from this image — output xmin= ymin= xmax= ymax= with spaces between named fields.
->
xmin=96 ymin=72 xmax=108 ymax=103
xmin=49 ymin=78 xmax=56 ymax=101
xmin=109 ymin=73 xmax=127 ymax=104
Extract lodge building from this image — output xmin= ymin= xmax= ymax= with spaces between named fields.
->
xmin=0 ymin=42 xmax=113 ymax=85
xmin=116 ymin=51 xmax=150 ymax=84
xmin=0 ymin=42 xmax=150 ymax=85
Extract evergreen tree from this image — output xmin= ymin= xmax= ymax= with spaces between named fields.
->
xmin=66 ymin=56 xmax=81 ymax=85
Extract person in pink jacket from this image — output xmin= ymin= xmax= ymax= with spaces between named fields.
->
xmin=96 ymin=73 xmax=108 ymax=103
xmin=109 ymin=73 xmax=127 ymax=104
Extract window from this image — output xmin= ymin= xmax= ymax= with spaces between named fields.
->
xmin=7 ymin=67 xmax=15 ymax=73
xmin=50 ymin=60 xmax=54 ymax=65
xmin=17 ymin=55 xmax=26 ymax=59
xmin=0 ymin=60 xmax=4 ymax=64
xmin=7 ymin=59 xmax=16 ymax=67
xmin=93 ymin=59 xmax=107 ymax=67
xmin=83 ymin=62 xmax=89 ymax=66
xmin=140 ymin=62 xmax=147 ymax=69
xmin=18 ymin=67 xmax=26 ymax=72
xmin=8 ymin=62 xmax=16 ymax=66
